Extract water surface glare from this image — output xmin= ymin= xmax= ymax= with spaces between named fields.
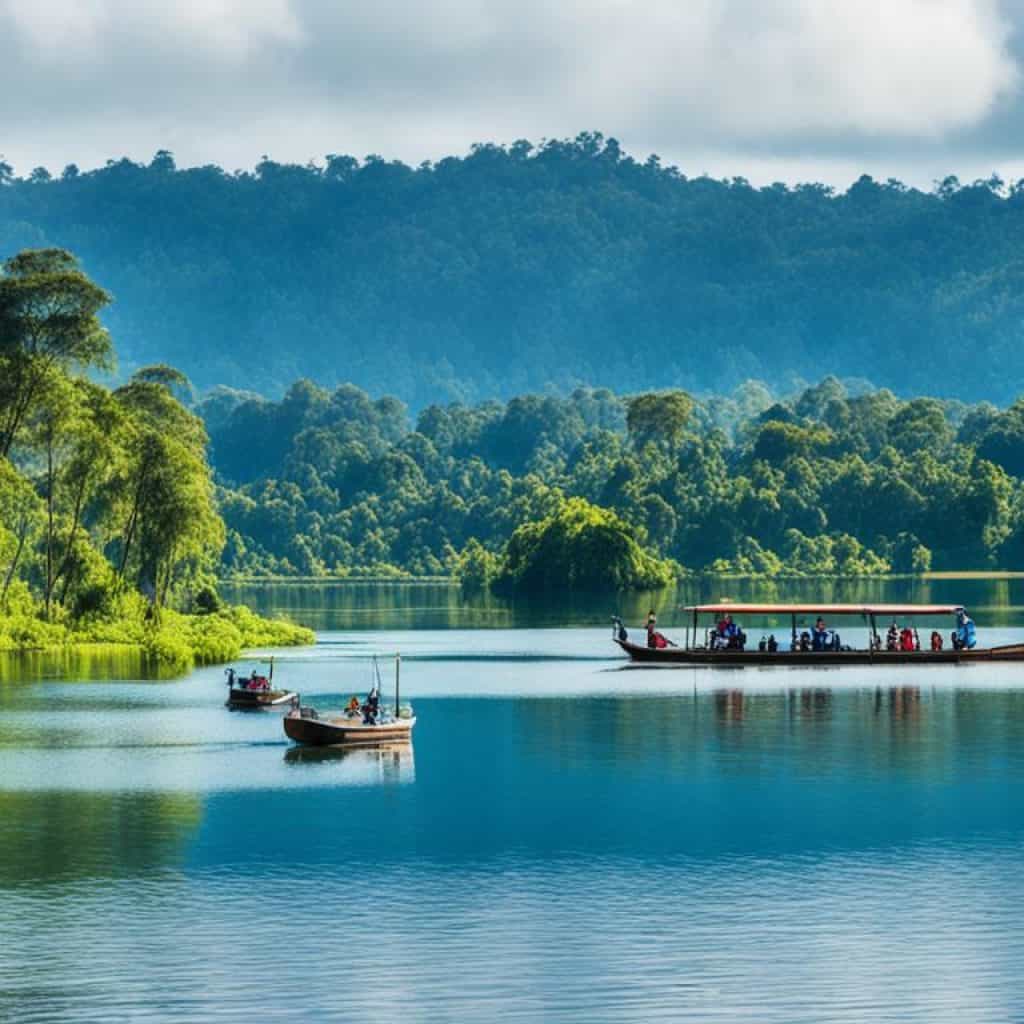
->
xmin=1 ymin=626 xmax=1023 ymax=1022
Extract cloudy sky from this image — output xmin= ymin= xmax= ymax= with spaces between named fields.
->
xmin=3 ymin=0 xmax=1024 ymax=186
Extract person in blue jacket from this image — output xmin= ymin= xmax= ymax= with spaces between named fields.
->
xmin=955 ymin=609 xmax=977 ymax=650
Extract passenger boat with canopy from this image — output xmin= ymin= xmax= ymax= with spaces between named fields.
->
xmin=284 ymin=654 xmax=416 ymax=746
xmin=612 ymin=603 xmax=1024 ymax=665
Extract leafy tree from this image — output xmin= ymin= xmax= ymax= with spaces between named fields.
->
xmin=495 ymin=497 xmax=674 ymax=592
xmin=0 ymin=249 xmax=112 ymax=457
xmin=626 ymin=391 xmax=694 ymax=448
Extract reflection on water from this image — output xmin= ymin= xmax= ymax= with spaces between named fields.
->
xmin=220 ymin=575 xmax=1024 ymax=631
xmin=283 ymin=740 xmax=415 ymax=783
xmin=3 ymin=612 xmax=1024 ymax=1021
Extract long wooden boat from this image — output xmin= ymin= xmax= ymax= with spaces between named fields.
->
xmin=614 ymin=603 xmax=1024 ymax=666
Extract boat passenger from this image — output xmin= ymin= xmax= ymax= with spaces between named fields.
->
xmin=799 ymin=630 xmax=811 ymax=653
xmin=886 ymin=623 xmax=900 ymax=651
xmin=930 ymin=631 xmax=943 ymax=652
xmin=955 ymin=610 xmax=977 ymax=650
xmin=758 ymin=636 xmax=767 ymax=653
xmin=647 ymin=609 xmax=657 ymax=629
xmin=767 ymin=634 xmax=778 ymax=653
xmin=812 ymin=617 xmax=829 ymax=652
xmin=900 ymin=627 xmax=915 ymax=652
xmin=363 ymin=686 xmax=381 ymax=724
xmin=347 ymin=695 xmax=361 ymax=716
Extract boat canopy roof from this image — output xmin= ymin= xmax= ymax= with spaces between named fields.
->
xmin=680 ymin=603 xmax=964 ymax=616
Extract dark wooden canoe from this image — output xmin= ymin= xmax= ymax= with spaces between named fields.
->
xmin=226 ymin=687 xmax=298 ymax=710
xmin=615 ymin=638 xmax=1024 ymax=666
xmin=284 ymin=707 xmax=416 ymax=746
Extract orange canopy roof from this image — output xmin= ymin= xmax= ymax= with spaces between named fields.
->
xmin=681 ymin=603 xmax=963 ymax=617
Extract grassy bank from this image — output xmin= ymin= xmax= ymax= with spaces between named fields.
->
xmin=0 ymin=602 xmax=314 ymax=670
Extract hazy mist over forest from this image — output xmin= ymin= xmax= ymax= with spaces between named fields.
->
xmin=4 ymin=136 xmax=1024 ymax=407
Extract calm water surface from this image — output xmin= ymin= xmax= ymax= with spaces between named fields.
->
xmin=2 ymin=582 xmax=1024 ymax=1022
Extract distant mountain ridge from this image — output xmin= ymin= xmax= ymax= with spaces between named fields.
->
xmin=1 ymin=135 xmax=1021 ymax=405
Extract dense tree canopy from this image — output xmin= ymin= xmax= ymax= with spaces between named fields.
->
xmin=207 ymin=374 xmax=1024 ymax=586
xmin=6 ymin=137 xmax=1024 ymax=404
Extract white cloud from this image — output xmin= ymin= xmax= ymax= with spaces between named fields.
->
xmin=0 ymin=0 xmax=1019 ymax=183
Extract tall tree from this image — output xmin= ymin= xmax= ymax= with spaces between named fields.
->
xmin=0 ymin=249 xmax=112 ymax=458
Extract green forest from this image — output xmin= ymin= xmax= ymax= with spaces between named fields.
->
xmin=0 ymin=249 xmax=312 ymax=662
xmin=4 ymin=135 xmax=1024 ymax=404
xmin=205 ymin=374 xmax=1024 ymax=588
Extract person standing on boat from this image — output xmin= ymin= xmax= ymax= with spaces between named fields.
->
xmin=363 ymin=685 xmax=381 ymax=724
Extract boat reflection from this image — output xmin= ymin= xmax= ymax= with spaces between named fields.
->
xmin=284 ymin=741 xmax=415 ymax=785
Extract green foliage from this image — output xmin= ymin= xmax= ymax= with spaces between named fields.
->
xmin=494 ymin=498 xmax=676 ymax=592
xmin=455 ymin=539 xmax=500 ymax=593
xmin=9 ymin=142 xmax=1024 ymax=404
xmin=0 ymin=249 xmax=312 ymax=664
xmin=626 ymin=391 xmax=694 ymax=448
xmin=210 ymin=376 xmax=1024 ymax=583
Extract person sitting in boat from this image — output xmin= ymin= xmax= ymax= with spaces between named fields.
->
xmin=811 ymin=617 xmax=829 ymax=652
xmin=930 ymin=630 xmax=943 ymax=652
xmin=362 ymin=686 xmax=381 ymax=725
xmin=767 ymin=634 xmax=778 ymax=653
xmin=647 ymin=609 xmax=657 ymax=630
xmin=955 ymin=610 xmax=977 ymax=650
xmin=346 ymin=695 xmax=361 ymax=717
xmin=886 ymin=622 xmax=900 ymax=651
xmin=899 ymin=627 xmax=915 ymax=652
xmin=758 ymin=636 xmax=767 ymax=653
xmin=799 ymin=630 xmax=811 ymax=652
xmin=647 ymin=623 xmax=673 ymax=649
xmin=714 ymin=614 xmax=743 ymax=649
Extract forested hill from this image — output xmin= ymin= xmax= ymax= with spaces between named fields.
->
xmin=2 ymin=135 xmax=1024 ymax=405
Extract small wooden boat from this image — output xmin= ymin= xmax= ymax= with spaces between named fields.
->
xmin=225 ymin=660 xmax=297 ymax=710
xmin=614 ymin=603 xmax=1024 ymax=667
xmin=284 ymin=653 xmax=416 ymax=747
xmin=284 ymin=707 xmax=416 ymax=746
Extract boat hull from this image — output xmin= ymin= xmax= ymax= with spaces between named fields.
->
xmin=284 ymin=709 xmax=416 ymax=746
xmin=615 ymin=639 xmax=1024 ymax=666
xmin=226 ymin=688 xmax=298 ymax=710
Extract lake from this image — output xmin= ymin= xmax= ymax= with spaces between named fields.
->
xmin=2 ymin=580 xmax=1024 ymax=1022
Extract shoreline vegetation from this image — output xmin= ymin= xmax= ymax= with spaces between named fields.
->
xmin=0 ymin=249 xmax=312 ymax=667
xmin=6 ymin=245 xmax=1024 ymax=658
xmin=218 ymin=569 xmax=1024 ymax=584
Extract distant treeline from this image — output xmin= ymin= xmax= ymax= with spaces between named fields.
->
xmin=4 ymin=135 xmax=1024 ymax=404
xmin=204 ymin=375 xmax=1024 ymax=587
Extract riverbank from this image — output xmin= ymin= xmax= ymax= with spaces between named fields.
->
xmin=0 ymin=604 xmax=314 ymax=668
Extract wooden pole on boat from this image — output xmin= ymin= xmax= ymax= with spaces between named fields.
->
xmin=395 ymin=652 xmax=400 ymax=716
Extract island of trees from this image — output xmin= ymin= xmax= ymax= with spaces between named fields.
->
xmin=4 ymin=135 xmax=1024 ymax=405
xmin=204 ymin=373 xmax=1024 ymax=590
xmin=0 ymin=249 xmax=312 ymax=663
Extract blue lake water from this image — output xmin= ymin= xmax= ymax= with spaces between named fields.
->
xmin=2 ymin=598 xmax=1024 ymax=1022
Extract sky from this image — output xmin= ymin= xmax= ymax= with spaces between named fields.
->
xmin=3 ymin=0 xmax=1024 ymax=188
